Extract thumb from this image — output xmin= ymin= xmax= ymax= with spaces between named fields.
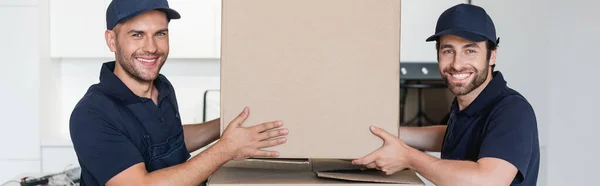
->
xmin=370 ymin=126 xmax=396 ymax=142
xmin=226 ymin=107 xmax=249 ymax=131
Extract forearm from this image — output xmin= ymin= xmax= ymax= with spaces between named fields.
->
xmin=183 ymin=118 xmax=221 ymax=152
xmin=399 ymin=126 xmax=446 ymax=152
xmin=407 ymin=148 xmax=497 ymax=186
xmin=144 ymin=141 xmax=231 ymax=186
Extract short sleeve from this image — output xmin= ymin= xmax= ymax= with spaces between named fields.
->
xmin=70 ymin=105 xmax=144 ymax=185
xmin=478 ymin=97 xmax=538 ymax=183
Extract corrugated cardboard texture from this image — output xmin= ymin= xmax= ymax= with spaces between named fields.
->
xmin=221 ymin=0 xmax=401 ymax=159
xmin=310 ymin=159 xmax=365 ymax=172
xmin=316 ymin=170 xmax=423 ymax=184
xmin=222 ymin=159 xmax=364 ymax=172
xmin=223 ymin=159 xmax=312 ymax=172
xmin=207 ymin=167 xmax=424 ymax=186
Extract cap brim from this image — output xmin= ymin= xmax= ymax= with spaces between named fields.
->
xmin=156 ymin=8 xmax=181 ymax=20
xmin=425 ymin=29 xmax=487 ymax=43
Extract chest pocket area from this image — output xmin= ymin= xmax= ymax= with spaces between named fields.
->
xmin=144 ymin=126 xmax=190 ymax=172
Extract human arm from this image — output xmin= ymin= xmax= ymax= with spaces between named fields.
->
xmin=399 ymin=125 xmax=447 ymax=152
xmin=182 ymin=118 xmax=221 ymax=152
xmin=352 ymin=126 xmax=517 ymax=186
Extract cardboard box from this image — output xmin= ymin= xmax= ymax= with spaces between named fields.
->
xmin=207 ymin=159 xmax=424 ymax=186
xmin=220 ymin=0 xmax=402 ymax=159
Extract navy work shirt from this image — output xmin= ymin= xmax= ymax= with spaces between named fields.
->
xmin=70 ymin=61 xmax=190 ymax=186
xmin=441 ymin=71 xmax=540 ymax=186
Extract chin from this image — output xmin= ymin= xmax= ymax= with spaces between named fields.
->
xmin=450 ymin=89 xmax=470 ymax=96
xmin=136 ymin=72 xmax=159 ymax=82
xmin=448 ymin=84 xmax=472 ymax=96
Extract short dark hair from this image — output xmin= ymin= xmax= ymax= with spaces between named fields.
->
xmin=486 ymin=40 xmax=497 ymax=70
xmin=436 ymin=40 xmax=498 ymax=70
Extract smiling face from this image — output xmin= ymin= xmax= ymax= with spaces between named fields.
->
xmin=105 ymin=10 xmax=170 ymax=83
xmin=437 ymin=35 xmax=496 ymax=96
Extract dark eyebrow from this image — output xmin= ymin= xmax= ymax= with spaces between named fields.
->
xmin=440 ymin=44 xmax=454 ymax=50
xmin=127 ymin=29 xmax=144 ymax=35
xmin=464 ymin=43 xmax=481 ymax=49
xmin=127 ymin=28 xmax=168 ymax=35
xmin=155 ymin=28 xmax=169 ymax=34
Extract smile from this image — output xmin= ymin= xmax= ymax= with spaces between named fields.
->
xmin=450 ymin=72 xmax=473 ymax=80
xmin=135 ymin=56 xmax=159 ymax=67
xmin=136 ymin=57 xmax=157 ymax=63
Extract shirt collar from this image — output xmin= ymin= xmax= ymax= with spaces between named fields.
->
xmin=99 ymin=61 xmax=171 ymax=105
xmin=451 ymin=71 xmax=507 ymax=117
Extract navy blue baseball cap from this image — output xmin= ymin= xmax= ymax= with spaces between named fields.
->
xmin=106 ymin=0 xmax=181 ymax=30
xmin=426 ymin=4 xmax=499 ymax=46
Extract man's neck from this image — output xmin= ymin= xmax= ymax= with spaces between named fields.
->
xmin=456 ymin=73 xmax=493 ymax=111
xmin=113 ymin=63 xmax=156 ymax=100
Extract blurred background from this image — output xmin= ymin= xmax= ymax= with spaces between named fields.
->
xmin=0 ymin=0 xmax=598 ymax=185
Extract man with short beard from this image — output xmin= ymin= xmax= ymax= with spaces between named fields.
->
xmin=69 ymin=0 xmax=289 ymax=186
xmin=352 ymin=4 xmax=540 ymax=186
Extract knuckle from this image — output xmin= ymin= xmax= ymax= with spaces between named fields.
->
xmin=258 ymin=122 xmax=267 ymax=129
xmin=270 ymin=130 xmax=280 ymax=137
xmin=267 ymin=122 xmax=276 ymax=129
xmin=259 ymin=123 xmax=269 ymax=130
xmin=261 ymin=151 xmax=270 ymax=157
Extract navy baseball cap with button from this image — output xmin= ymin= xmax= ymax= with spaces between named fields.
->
xmin=426 ymin=3 xmax=499 ymax=46
xmin=106 ymin=0 xmax=181 ymax=30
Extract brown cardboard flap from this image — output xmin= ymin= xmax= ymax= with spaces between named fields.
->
xmin=223 ymin=158 xmax=311 ymax=171
xmin=207 ymin=167 xmax=342 ymax=185
xmin=310 ymin=159 xmax=365 ymax=172
xmin=208 ymin=167 xmax=425 ymax=186
xmin=223 ymin=159 xmax=365 ymax=172
xmin=316 ymin=169 xmax=423 ymax=185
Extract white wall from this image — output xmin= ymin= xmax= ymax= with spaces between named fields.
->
xmin=545 ymin=0 xmax=600 ymax=185
xmin=0 ymin=1 xmax=42 ymax=182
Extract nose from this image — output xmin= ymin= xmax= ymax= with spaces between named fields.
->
xmin=450 ymin=53 xmax=467 ymax=71
xmin=143 ymin=37 xmax=158 ymax=54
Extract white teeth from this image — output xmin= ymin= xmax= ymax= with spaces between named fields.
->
xmin=452 ymin=73 xmax=470 ymax=80
xmin=136 ymin=58 xmax=156 ymax=63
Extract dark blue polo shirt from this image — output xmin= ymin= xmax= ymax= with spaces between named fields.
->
xmin=69 ymin=61 xmax=190 ymax=186
xmin=441 ymin=71 xmax=540 ymax=186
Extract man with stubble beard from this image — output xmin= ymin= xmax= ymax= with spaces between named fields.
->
xmin=352 ymin=4 xmax=540 ymax=186
xmin=69 ymin=0 xmax=289 ymax=185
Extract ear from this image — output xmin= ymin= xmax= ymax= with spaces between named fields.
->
xmin=489 ymin=48 xmax=497 ymax=66
xmin=105 ymin=29 xmax=117 ymax=52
